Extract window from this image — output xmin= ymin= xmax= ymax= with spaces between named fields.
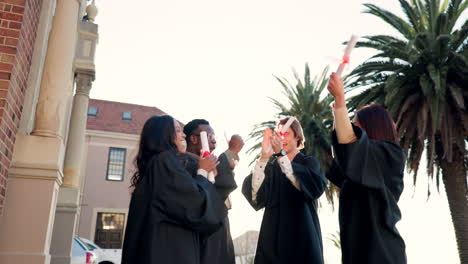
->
xmin=88 ymin=106 xmax=98 ymax=117
xmin=94 ymin=212 xmax=126 ymax=249
xmin=122 ymin=111 xmax=132 ymax=120
xmin=106 ymin=148 xmax=126 ymax=181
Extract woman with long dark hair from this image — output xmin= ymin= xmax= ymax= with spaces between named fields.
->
xmin=326 ymin=73 xmax=407 ymax=264
xmin=122 ymin=115 xmax=226 ymax=264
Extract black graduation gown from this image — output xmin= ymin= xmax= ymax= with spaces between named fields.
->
xmin=242 ymin=153 xmax=326 ymax=264
xmin=183 ymin=152 xmax=237 ymax=264
xmin=327 ymin=125 xmax=407 ymax=264
xmin=121 ymin=151 xmax=227 ymax=264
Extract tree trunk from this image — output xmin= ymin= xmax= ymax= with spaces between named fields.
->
xmin=441 ymin=146 xmax=468 ymax=264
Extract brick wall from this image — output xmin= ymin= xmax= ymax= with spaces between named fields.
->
xmin=0 ymin=0 xmax=43 ymax=215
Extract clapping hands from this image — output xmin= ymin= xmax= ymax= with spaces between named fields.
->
xmin=260 ymin=129 xmax=282 ymax=162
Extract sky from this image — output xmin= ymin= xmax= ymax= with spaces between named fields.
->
xmin=90 ymin=0 xmax=461 ymax=263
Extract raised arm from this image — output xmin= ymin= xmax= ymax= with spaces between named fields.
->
xmin=327 ymin=72 xmax=357 ymax=144
xmin=214 ymin=152 xmax=237 ymax=201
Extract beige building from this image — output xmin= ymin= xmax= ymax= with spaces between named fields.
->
xmin=77 ymin=99 xmax=167 ymax=249
xmin=0 ymin=0 xmax=100 ymax=263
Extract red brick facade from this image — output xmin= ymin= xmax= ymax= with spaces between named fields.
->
xmin=87 ymin=99 xmax=168 ymax=135
xmin=0 ymin=0 xmax=43 ymax=215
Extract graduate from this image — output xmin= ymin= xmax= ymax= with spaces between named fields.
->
xmin=326 ymin=73 xmax=407 ymax=264
xmin=242 ymin=117 xmax=326 ymax=264
xmin=183 ymin=119 xmax=243 ymax=264
xmin=121 ymin=115 xmax=226 ymax=264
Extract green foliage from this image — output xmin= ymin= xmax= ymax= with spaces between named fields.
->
xmin=347 ymin=0 xmax=468 ymax=193
xmin=327 ymin=231 xmax=341 ymax=250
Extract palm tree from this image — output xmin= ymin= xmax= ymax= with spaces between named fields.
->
xmin=247 ymin=65 xmax=337 ymax=205
xmin=327 ymin=231 xmax=342 ymax=250
xmin=346 ymin=0 xmax=468 ymax=261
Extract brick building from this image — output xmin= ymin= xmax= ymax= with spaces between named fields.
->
xmin=0 ymin=0 xmax=42 ymax=216
xmin=0 ymin=1 xmax=100 ymax=263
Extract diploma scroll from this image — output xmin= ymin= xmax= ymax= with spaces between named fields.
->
xmin=280 ymin=117 xmax=295 ymax=134
xmin=336 ymin=35 xmax=359 ymax=77
xmin=200 ymin=131 xmax=215 ymax=183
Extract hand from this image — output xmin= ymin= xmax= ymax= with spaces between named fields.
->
xmin=229 ymin=153 xmax=240 ymax=169
xmin=199 ymin=154 xmax=218 ymax=172
xmin=327 ymin=73 xmax=346 ymax=108
xmin=260 ymin=128 xmax=273 ymax=161
xmin=270 ymin=132 xmax=282 ymax=154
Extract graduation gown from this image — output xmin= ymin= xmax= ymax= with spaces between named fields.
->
xmin=183 ymin=152 xmax=237 ymax=264
xmin=121 ymin=150 xmax=227 ymax=264
xmin=327 ymin=125 xmax=407 ymax=264
xmin=242 ymin=153 xmax=326 ymax=264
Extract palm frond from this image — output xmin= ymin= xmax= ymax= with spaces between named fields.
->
xmin=363 ymin=3 xmax=416 ymax=39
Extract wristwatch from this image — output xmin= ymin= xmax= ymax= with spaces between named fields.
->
xmin=272 ymin=149 xmax=287 ymax=157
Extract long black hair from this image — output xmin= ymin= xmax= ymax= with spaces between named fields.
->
xmin=130 ymin=115 xmax=177 ymax=188
xmin=356 ymin=104 xmax=399 ymax=144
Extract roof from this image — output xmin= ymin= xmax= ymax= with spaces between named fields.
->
xmin=86 ymin=99 xmax=168 ymax=135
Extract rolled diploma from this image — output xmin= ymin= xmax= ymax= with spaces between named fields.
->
xmin=224 ymin=131 xmax=230 ymax=145
xmin=281 ymin=117 xmax=295 ymax=133
xmin=200 ymin=131 xmax=215 ymax=183
xmin=336 ymin=35 xmax=359 ymax=77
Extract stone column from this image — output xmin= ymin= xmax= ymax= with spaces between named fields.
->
xmin=32 ymin=0 xmax=80 ymax=139
xmin=0 ymin=0 xmax=81 ymax=263
xmin=63 ymin=72 xmax=93 ymax=188
xmin=50 ymin=72 xmax=93 ymax=264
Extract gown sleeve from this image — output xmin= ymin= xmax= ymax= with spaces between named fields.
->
xmin=290 ymin=155 xmax=326 ymax=200
xmin=152 ymin=151 xmax=227 ymax=235
xmin=213 ymin=153 xmax=237 ymax=201
xmin=332 ymin=125 xmax=405 ymax=190
xmin=325 ymin=159 xmax=346 ymax=188
xmin=242 ymin=162 xmax=273 ymax=211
